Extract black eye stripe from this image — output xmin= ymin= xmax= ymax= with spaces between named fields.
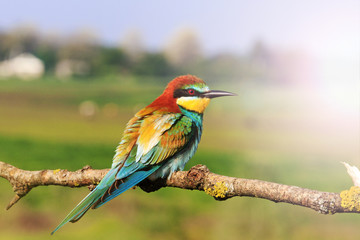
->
xmin=173 ymin=88 xmax=202 ymax=98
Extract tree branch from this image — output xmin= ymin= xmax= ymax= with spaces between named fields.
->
xmin=0 ymin=161 xmax=359 ymax=214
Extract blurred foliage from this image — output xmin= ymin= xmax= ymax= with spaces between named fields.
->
xmin=93 ymin=47 xmax=129 ymax=75
xmin=132 ymin=53 xmax=175 ymax=77
xmin=0 ymin=25 xmax=313 ymax=85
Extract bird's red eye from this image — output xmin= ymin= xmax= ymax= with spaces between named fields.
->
xmin=188 ymin=89 xmax=195 ymax=95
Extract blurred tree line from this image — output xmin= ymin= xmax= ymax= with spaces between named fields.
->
xmin=0 ymin=25 xmax=313 ymax=85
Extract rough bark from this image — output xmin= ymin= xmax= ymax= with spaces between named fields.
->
xmin=0 ymin=161 xmax=358 ymax=214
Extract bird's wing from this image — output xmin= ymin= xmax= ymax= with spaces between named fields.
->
xmin=118 ymin=109 xmax=195 ymax=175
xmin=93 ymin=109 xmax=196 ymax=208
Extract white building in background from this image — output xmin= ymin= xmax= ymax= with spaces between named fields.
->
xmin=0 ymin=53 xmax=45 ymax=80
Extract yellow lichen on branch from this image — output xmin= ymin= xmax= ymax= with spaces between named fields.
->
xmin=205 ymin=181 xmax=228 ymax=199
xmin=340 ymin=186 xmax=360 ymax=211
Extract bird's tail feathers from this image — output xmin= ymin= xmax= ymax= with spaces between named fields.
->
xmin=51 ymin=185 xmax=107 ymax=235
xmin=51 ymin=168 xmax=119 ymax=235
xmin=93 ymin=166 xmax=160 ymax=209
xmin=51 ymin=166 xmax=160 ymax=235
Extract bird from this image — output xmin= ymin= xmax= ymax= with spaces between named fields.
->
xmin=51 ymin=75 xmax=236 ymax=234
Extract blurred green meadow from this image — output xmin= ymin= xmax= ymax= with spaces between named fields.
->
xmin=0 ymin=76 xmax=359 ymax=240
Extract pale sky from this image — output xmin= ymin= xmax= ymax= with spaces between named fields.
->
xmin=0 ymin=0 xmax=358 ymax=58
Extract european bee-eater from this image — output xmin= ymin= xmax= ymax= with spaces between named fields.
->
xmin=52 ymin=75 xmax=236 ymax=234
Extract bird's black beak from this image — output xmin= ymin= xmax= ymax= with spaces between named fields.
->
xmin=201 ymin=90 xmax=237 ymax=99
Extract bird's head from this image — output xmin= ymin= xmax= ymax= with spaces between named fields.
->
xmin=149 ymin=75 xmax=236 ymax=114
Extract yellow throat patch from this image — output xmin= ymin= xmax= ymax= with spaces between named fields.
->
xmin=176 ymin=97 xmax=210 ymax=113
